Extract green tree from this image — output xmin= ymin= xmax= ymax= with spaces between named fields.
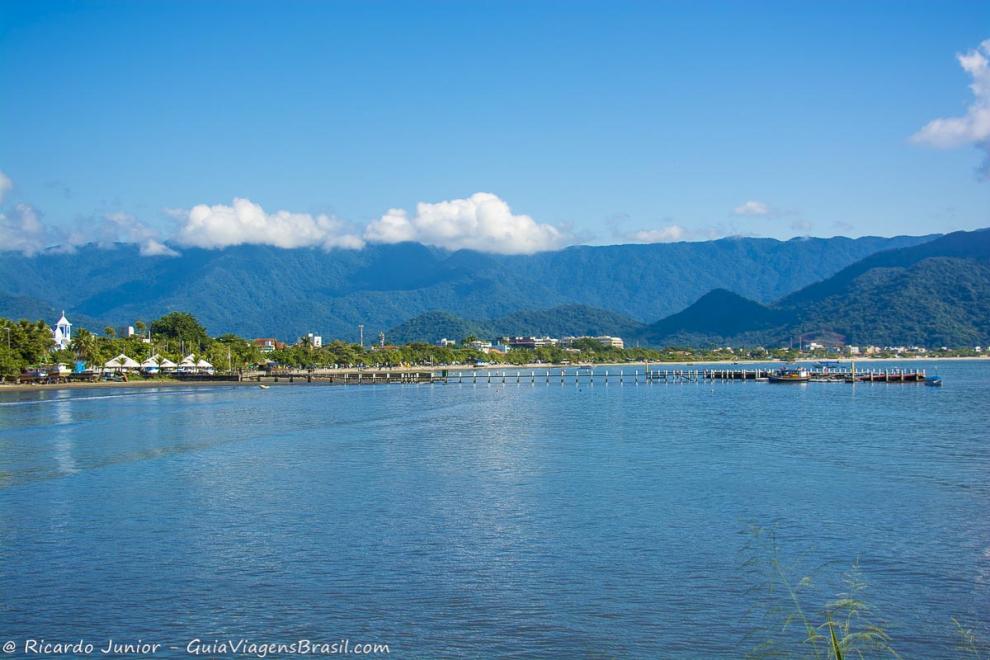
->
xmin=150 ymin=312 xmax=209 ymax=351
xmin=70 ymin=328 xmax=102 ymax=366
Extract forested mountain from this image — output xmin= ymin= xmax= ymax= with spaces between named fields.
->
xmin=637 ymin=229 xmax=990 ymax=347
xmin=635 ymin=289 xmax=789 ymax=347
xmin=388 ymin=305 xmax=645 ymax=344
xmin=0 ymin=234 xmax=934 ymax=340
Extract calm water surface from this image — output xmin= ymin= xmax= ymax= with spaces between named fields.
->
xmin=1 ymin=361 xmax=988 ymax=658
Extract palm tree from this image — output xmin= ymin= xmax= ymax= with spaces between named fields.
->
xmin=71 ymin=329 xmax=101 ymax=367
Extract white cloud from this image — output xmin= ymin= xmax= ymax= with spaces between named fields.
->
xmin=175 ymin=197 xmax=365 ymax=250
xmin=733 ymin=200 xmax=771 ymax=216
xmin=0 ymin=204 xmax=51 ymax=255
xmin=140 ymin=239 xmax=179 ymax=257
xmin=363 ymin=192 xmax=568 ymax=254
xmin=64 ymin=211 xmax=180 ymax=257
xmin=912 ymin=38 xmax=990 ymax=178
xmin=628 ymin=225 xmax=687 ymax=243
xmin=0 ymin=171 xmax=12 ymax=204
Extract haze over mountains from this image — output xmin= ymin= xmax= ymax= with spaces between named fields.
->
xmin=0 ymin=233 xmax=936 ymax=342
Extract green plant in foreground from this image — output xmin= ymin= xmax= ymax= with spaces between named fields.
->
xmin=952 ymin=617 xmax=990 ymax=659
xmin=742 ymin=526 xmax=900 ymax=659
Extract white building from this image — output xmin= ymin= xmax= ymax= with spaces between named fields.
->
xmin=437 ymin=338 xmax=457 ymax=347
xmin=52 ymin=311 xmax=71 ymax=350
xmin=560 ymin=335 xmax=625 ymax=350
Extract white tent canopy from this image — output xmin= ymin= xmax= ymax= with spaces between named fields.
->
xmin=104 ymin=353 xmax=140 ymax=369
xmin=159 ymin=358 xmax=177 ymax=369
xmin=141 ymin=355 xmax=161 ymax=368
xmin=196 ymin=359 xmax=213 ymax=369
xmin=178 ymin=354 xmax=196 ymax=368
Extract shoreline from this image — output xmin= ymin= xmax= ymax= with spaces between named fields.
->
xmin=1 ymin=356 xmax=986 ymax=393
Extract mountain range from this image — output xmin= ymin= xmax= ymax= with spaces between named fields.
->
xmin=638 ymin=228 xmax=990 ymax=347
xmin=389 ymin=228 xmax=990 ymax=347
xmin=0 ymin=233 xmax=935 ymax=342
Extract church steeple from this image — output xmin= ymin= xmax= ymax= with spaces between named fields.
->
xmin=53 ymin=311 xmax=72 ymax=350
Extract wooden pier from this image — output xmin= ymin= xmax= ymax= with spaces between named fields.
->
xmin=241 ymin=369 xmax=441 ymax=385
xmin=159 ymin=365 xmax=930 ymax=387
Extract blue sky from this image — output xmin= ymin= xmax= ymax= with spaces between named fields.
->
xmin=1 ymin=1 xmax=988 ymax=254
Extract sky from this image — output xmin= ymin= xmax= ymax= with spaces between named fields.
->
xmin=1 ymin=0 xmax=989 ymax=255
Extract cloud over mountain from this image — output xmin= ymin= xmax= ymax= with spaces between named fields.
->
xmin=175 ymin=198 xmax=365 ymax=250
xmin=363 ymin=192 xmax=568 ymax=254
xmin=628 ymin=225 xmax=686 ymax=243
xmin=912 ymin=38 xmax=990 ymax=179
xmin=0 ymin=203 xmax=49 ymax=256
xmin=733 ymin=200 xmax=771 ymax=216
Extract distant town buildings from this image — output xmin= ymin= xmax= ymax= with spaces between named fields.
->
xmin=436 ymin=338 xmax=457 ymax=347
xmin=254 ymin=338 xmax=286 ymax=353
xmin=501 ymin=336 xmax=559 ymax=350
xmin=306 ymin=333 xmax=322 ymax=348
xmin=560 ymin=335 xmax=625 ymax=350
xmin=465 ymin=339 xmax=510 ymax=354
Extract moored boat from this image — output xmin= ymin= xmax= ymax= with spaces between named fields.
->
xmin=768 ymin=366 xmax=810 ymax=383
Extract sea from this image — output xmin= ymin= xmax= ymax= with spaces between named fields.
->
xmin=1 ymin=360 xmax=988 ymax=658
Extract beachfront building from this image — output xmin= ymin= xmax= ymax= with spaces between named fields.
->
xmin=52 ymin=312 xmax=72 ymax=350
xmin=560 ymin=335 xmax=625 ymax=350
xmin=437 ymin=338 xmax=457 ymax=347
xmin=466 ymin=339 xmax=509 ymax=354
xmin=501 ymin=336 xmax=559 ymax=350
xmin=254 ymin=338 xmax=286 ymax=353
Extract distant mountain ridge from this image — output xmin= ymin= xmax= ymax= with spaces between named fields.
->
xmin=638 ymin=228 xmax=990 ymax=346
xmin=0 ymin=234 xmax=936 ymax=340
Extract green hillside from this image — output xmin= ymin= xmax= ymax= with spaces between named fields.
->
xmin=388 ymin=305 xmax=645 ymax=344
xmin=0 ymin=234 xmax=934 ymax=340
xmin=636 ymin=228 xmax=990 ymax=347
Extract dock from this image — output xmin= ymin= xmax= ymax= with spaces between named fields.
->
xmin=235 ymin=365 xmax=927 ymax=386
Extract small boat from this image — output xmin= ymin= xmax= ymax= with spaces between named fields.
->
xmin=258 ymin=384 xmax=270 ymax=389
xmin=769 ymin=366 xmax=810 ymax=383
xmin=924 ymin=376 xmax=943 ymax=387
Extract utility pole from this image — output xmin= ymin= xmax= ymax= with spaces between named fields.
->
xmin=358 ymin=324 xmax=364 ymax=349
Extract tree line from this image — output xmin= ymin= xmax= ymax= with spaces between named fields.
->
xmin=0 ymin=310 xmax=820 ymax=379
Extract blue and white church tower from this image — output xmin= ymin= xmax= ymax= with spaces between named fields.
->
xmin=52 ymin=311 xmax=71 ymax=350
